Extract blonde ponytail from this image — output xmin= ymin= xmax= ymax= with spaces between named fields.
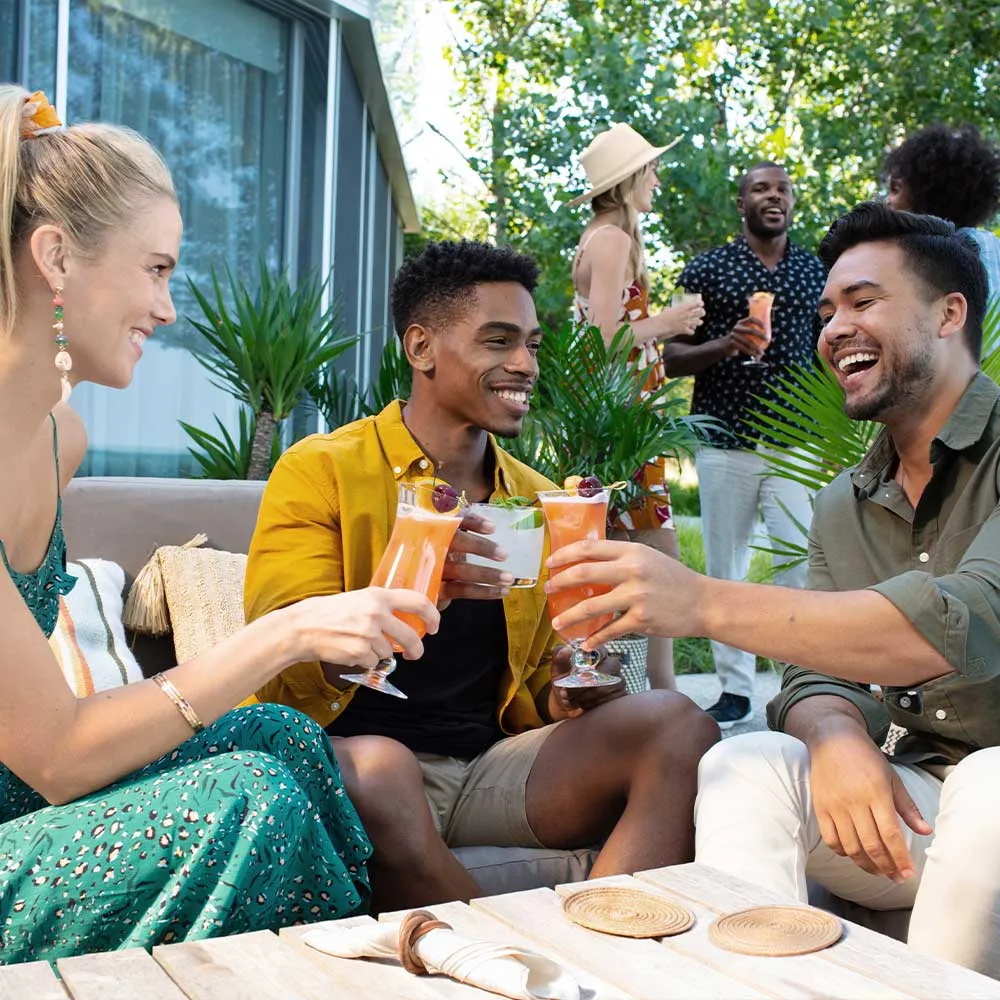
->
xmin=590 ymin=168 xmax=650 ymax=293
xmin=0 ymin=83 xmax=176 ymax=339
xmin=0 ymin=86 xmax=25 ymax=338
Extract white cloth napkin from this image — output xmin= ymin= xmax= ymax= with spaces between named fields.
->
xmin=303 ymin=919 xmax=581 ymax=1000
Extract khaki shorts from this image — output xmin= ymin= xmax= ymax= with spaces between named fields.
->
xmin=416 ymin=722 xmax=562 ymax=848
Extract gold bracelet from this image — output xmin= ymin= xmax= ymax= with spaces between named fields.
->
xmin=152 ymin=673 xmax=205 ymax=733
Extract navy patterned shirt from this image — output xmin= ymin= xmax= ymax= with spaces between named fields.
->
xmin=677 ymin=235 xmax=827 ymax=447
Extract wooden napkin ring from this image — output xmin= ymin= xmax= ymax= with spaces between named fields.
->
xmin=398 ymin=909 xmax=453 ymax=975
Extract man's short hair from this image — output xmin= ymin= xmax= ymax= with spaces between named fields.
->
xmin=737 ymin=161 xmax=786 ymax=198
xmin=884 ymin=124 xmax=1000 ymax=229
xmin=391 ymin=239 xmax=540 ymax=339
xmin=819 ymin=201 xmax=988 ymax=360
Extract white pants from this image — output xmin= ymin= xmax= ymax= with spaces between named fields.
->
xmin=695 ymin=446 xmax=812 ymax=698
xmin=695 ymin=732 xmax=1000 ymax=978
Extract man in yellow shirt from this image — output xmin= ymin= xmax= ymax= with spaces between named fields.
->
xmin=246 ymin=240 xmax=719 ymax=912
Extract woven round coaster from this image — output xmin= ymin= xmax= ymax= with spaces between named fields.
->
xmin=709 ymin=906 xmax=842 ymax=956
xmin=562 ymin=887 xmax=694 ymax=938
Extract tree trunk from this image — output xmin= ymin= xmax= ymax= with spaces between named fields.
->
xmin=490 ymin=90 xmax=510 ymax=244
xmin=248 ymin=409 xmax=278 ymax=480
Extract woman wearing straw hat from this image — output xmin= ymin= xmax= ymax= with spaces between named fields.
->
xmin=569 ymin=123 xmax=704 ymax=692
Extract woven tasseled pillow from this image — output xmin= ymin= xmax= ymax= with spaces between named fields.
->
xmin=123 ymin=535 xmax=247 ymax=664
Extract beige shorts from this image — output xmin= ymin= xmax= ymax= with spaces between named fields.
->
xmin=416 ymin=723 xmax=562 ymax=848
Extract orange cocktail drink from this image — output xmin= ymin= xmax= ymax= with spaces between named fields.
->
xmin=341 ymin=480 xmax=463 ymax=698
xmin=537 ymin=487 xmax=618 ymax=688
xmin=745 ymin=291 xmax=775 ymax=365
xmin=370 ymin=501 xmax=461 ymax=638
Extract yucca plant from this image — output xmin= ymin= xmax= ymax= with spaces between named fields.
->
xmin=306 ymin=367 xmax=366 ymax=431
xmin=506 ymin=322 xmax=716 ymax=525
xmin=187 ymin=262 xmax=357 ymax=479
xmin=306 ymin=335 xmax=414 ymax=430
xmin=180 ymin=408 xmax=282 ymax=479
xmin=365 ymin=335 xmax=413 ymax=414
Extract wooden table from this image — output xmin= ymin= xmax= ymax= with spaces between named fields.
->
xmin=2 ymin=863 xmax=998 ymax=999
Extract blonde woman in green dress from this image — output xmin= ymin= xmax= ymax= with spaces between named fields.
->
xmin=0 ymin=85 xmax=441 ymax=963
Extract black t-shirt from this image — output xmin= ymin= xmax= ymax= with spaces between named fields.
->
xmin=326 ymin=598 xmax=509 ymax=758
xmin=677 ymin=235 xmax=826 ymax=447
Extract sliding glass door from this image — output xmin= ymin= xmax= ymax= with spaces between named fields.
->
xmin=67 ymin=0 xmax=292 ymax=476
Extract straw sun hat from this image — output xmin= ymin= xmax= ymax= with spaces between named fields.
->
xmin=565 ymin=123 xmax=681 ymax=207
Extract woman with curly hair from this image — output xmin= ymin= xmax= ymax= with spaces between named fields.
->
xmin=885 ymin=123 xmax=1000 ymax=301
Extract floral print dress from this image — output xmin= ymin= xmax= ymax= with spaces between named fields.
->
xmin=573 ymin=228 xmax=674 ymax=531
xmin=0 ymin=419 xmax=371 ymax=964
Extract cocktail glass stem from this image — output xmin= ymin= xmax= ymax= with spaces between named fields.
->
xmin=340 ymin=656 xmax=408 ymax=699
xmin=553 ymin=640 xmax=620 ymax=688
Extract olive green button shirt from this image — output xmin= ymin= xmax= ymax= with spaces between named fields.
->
xmin=767 ymin=372 xmax=1000 ymax=765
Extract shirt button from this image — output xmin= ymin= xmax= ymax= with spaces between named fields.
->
xmin=330 ymin=701 xmax=341 ymax=712
xmin=918 ymin=552 xmax=930 ymax=563
xmin=419 ymin=459 xmax=429 ymax=469
xmin=392 ymin=466 xmax=402 ymax=475
xmin=900 ymin=695 xmax=912 ymax=708
xmin=935 ymin=709 xmax=947 ymax=720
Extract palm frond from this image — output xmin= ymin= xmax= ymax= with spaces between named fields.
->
xmin=746 ymin=362 xmax=877 ymax=493
xmin=978 ymin=298 xmax=1000 ymax=382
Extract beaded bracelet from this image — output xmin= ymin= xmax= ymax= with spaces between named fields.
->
xmin=152 ymin=673 xmax=205 ymax=733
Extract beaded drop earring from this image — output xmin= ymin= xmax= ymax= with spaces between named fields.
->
xmin=52 ymin=286 xmax=71 ymax=402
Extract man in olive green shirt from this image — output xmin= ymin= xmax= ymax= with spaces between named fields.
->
xmin=545 ymin=203 xmax=1000 ymax=977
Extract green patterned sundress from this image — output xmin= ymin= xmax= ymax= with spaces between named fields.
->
xmin=0 ymin=417 xmax=371 ymax=964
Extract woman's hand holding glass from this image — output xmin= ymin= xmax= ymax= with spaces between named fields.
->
xmin=657 ymin=292 xmax=705 ymax=338
xmin=281 ymin=588 xmax=440 ymax=669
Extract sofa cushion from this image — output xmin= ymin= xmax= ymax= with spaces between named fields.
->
xmin=49 ymin=559 xmax=143 ymax=694
xmin=63 ymin=477 xmax=265 ymax=578
xmin=452 ymin=845 xmax=598 ymax=896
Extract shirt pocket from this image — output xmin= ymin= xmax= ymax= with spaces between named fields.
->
xmin=933 ymin=521 xmax=988 ymax=571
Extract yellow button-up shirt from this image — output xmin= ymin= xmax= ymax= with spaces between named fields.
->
xmin=246 ymin=401 xmax=559 ymax=732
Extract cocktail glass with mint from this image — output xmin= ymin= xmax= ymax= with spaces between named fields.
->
xmin=467 ymin=498 xmax=545 ymax=588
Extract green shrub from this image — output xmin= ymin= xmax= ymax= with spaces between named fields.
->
xmin=667 ymin=480 xmax=700 ymax=517
xmin=673 ymin=516 xmax=777 ymax=675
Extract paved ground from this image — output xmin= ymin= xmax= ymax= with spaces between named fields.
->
xmin=675 ymin=669 xmax=781 ymax=736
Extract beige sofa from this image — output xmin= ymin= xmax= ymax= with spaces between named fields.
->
xmin=63 ymin=476 xmax=596 ymax=896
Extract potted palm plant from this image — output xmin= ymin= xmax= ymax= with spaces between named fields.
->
xmin=507 ymin=323 xmax=715 ymax=522
xmin=507 ymin=322 xmax=716 ymax=692
xmin=185 ymin=261 xmax=357 ymax=479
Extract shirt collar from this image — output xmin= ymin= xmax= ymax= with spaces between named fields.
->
xmin=732 ymin=233 xmax=795 ymax=265
xmin=373 ymin=399 xmax=518 ymax=496
xmin=931 ymin=371 xmax=1000 ymax=455
xmin=851 ymin=372 xmax=1000 ymax=497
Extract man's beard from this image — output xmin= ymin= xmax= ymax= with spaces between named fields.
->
xmin=844 ymin=336 xmax=936 ymax=421
xmin=745 ymin=210 xmax=788 ymax=239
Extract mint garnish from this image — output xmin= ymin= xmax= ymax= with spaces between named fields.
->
xmin=490 ymin=495 xmax=533 ymax=508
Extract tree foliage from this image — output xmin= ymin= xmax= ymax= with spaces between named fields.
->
xmin=437 ymin=0 xmax=1000 ymax=329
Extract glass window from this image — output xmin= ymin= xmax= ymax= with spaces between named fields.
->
xmin=0 ymin=3 xmax=19 ymax=83
xmin=68 ymin=0 xmax=291 ymax=476
xmin=21 ymin=1 xmax=59 ymax=107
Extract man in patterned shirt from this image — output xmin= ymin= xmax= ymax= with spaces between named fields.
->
xmin=663 ymin=162 xmax=826 ymax=727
